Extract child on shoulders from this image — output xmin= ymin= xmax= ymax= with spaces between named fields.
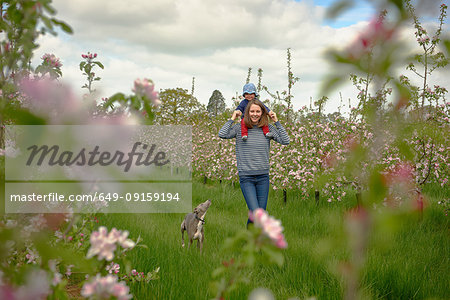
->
xmin=235 ymin=83 xmax=273 ymax=140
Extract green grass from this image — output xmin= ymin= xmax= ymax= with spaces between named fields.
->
xmin=98 ymin=180 xmax=449 ymax=300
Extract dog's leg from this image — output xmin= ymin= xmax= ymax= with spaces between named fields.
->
xmin=189 ymin=238 xmax=193 ymax=249
xmin=181 ymin=220 xmax=186 ymax=248
xmin=199 ymin=228 xmax=204 ymax=253
xmin=196 ymin=233 xmax=201 ymax=250
xmin=198 ymin=234 xmax=203 ymax=253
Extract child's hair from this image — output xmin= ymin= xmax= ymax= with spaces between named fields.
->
xmin=243 ymin=100 xmax=269 ymax=129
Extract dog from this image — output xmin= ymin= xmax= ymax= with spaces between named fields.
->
xmin=181 ymin=199 xmax=211 ymax=253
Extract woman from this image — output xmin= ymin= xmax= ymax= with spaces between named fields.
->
xmin=219 ymin=99 xmax=290 ymax=226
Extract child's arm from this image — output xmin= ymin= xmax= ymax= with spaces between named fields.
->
xmin=219 ymin=111 xmax=239 ymax=139
xmin=235 ymin=101 xmax=246 ymax=113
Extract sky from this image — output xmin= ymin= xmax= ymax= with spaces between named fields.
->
xmin=32 ymin=0 xmax=450 ymax=115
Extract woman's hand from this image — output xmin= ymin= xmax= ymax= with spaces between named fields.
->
xmin=231 ymin=110 xmax=241 ymax=121
xmin=269 ymin=111 xmax=278 ymax=122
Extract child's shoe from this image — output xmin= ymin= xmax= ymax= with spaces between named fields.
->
xmin=265 ymin=132 xmax=273 ymax=139
xmin=242 ymin=135 xmax=248 ymax=141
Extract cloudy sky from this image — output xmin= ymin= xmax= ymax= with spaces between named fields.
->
xmin=33 ymin=0 xmax=449 ymax=115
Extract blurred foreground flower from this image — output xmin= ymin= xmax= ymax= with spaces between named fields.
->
xmin=0 ymin=269 xmax=50 ymax=300
xmin=212 ymin=209 xmax=287 ymax=299
xmin=81 ymin=274 xmax=131 ymax=300
xmin=106 ymin=262 xmax=120 ymax=274
xmin=250 ymin=208 xmax=287 ymax=249
xmin=19 ymin=76 xmax=84 ymax=123
xmin=384 ymin=161 xmax=415 ymax=187
xmin=248 ymin=288 xmax=275 ymax=300
xmin=347 ymin=12 xmax=396 ymax=60
xmin=132 ymin=78 xmax=161 ymax=106
xmin=86 ymin=226 xmax=135 ymax=261
xmin=340 ymin=207 xmax=371 ymax=300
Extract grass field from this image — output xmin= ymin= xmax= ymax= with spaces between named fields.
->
xmin=98 ymin=179 xmax=449 ymax=300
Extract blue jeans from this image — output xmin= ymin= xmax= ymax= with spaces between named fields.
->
xmin=239 ymin=174 xmax=270 ymax=222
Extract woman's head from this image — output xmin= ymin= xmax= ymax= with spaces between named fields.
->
xmin=243 ymin=100 xmax=269 ymax=128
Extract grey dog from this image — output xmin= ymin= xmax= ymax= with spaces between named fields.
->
xmin=181 ymin=199 xmax=211 ymax=252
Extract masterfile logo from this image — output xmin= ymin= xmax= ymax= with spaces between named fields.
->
xmin=25 ymin=142 xmax=170 ymax=172
xmin=4 ymin=125 xmax=192 ymax=214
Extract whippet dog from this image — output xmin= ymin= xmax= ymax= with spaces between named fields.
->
xmin=181 ymin=199 xmax=211 ymax=253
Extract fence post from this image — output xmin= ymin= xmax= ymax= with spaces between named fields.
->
xmin=416 ymin=188 xmax=424 ymax=221
xmin=356 ymin=190 xmax=362 ymax=207
xmin=0 ymin=126 xmax=4 ymax=148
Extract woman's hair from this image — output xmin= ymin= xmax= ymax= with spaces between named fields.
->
xmin=243 ymin=99 xmax=269 ymax=129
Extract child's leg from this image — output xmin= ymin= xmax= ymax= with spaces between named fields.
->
xmin=241 ymin=118 xmax=248 ymax=140
xmin=262 ymin=125 xmax=272 ymax=137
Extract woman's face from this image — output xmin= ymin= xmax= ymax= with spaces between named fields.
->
xmin=249 ymin=104 xmax=262 ymax=124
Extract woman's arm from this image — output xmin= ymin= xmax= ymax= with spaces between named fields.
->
xmin=269 ymin=122 xmax=290 ymax=145
xmin=268 ymin=112 xmax=290 ymax=145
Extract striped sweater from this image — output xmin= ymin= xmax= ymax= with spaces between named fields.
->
xmin=218 ymin=120 xmax=290 ymax=176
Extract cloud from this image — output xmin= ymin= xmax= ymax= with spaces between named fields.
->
xmin=50 ymin=0 xmax=325 ymax=53
xmin=31 ymin=0 xmax=449 ymax=115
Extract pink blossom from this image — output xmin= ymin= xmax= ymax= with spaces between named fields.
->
xmin=42 ymin=53 xmax=62 ymax=68
xmin=109 ymin=228 xmax=136 ymax=249
xmin=18 ymin=76 xmax=82 ymax=124
xmin=106 ymin=262 xmax=120 ymax=274
xmin=249 ymin=208 xmax=288 ymax=249
xmin=347 ymin=15 xmax=395 ymax=59
xmin=14 ymin=269 xmax=50 ymax=300
xmin=87 ymin=226 xmax=117 ymax=261
xmin=66 ymin=265 xmax=74 ymax=277
xmin=81 ymin=274 xmax=132 ymax=300
xmin=25 ymin=248 xmax=38 ymax=264
xmin=417 ymin=36 xmax=430 ymax=44
xmin=132 ymin=78 xmax=160 ymax=106
xmin=86 ymin=226 xmax=135 ymax=261
xmin=383 ymin=161 xmax=416 ymax=189
xmin=82 ymin=52 xmax=97 ymax=60
xmin=52 ymin=273 xmax=62 ymax=286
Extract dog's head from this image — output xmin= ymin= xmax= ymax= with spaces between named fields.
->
xmin=193 ymin=199 xmax=211 ymax=215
